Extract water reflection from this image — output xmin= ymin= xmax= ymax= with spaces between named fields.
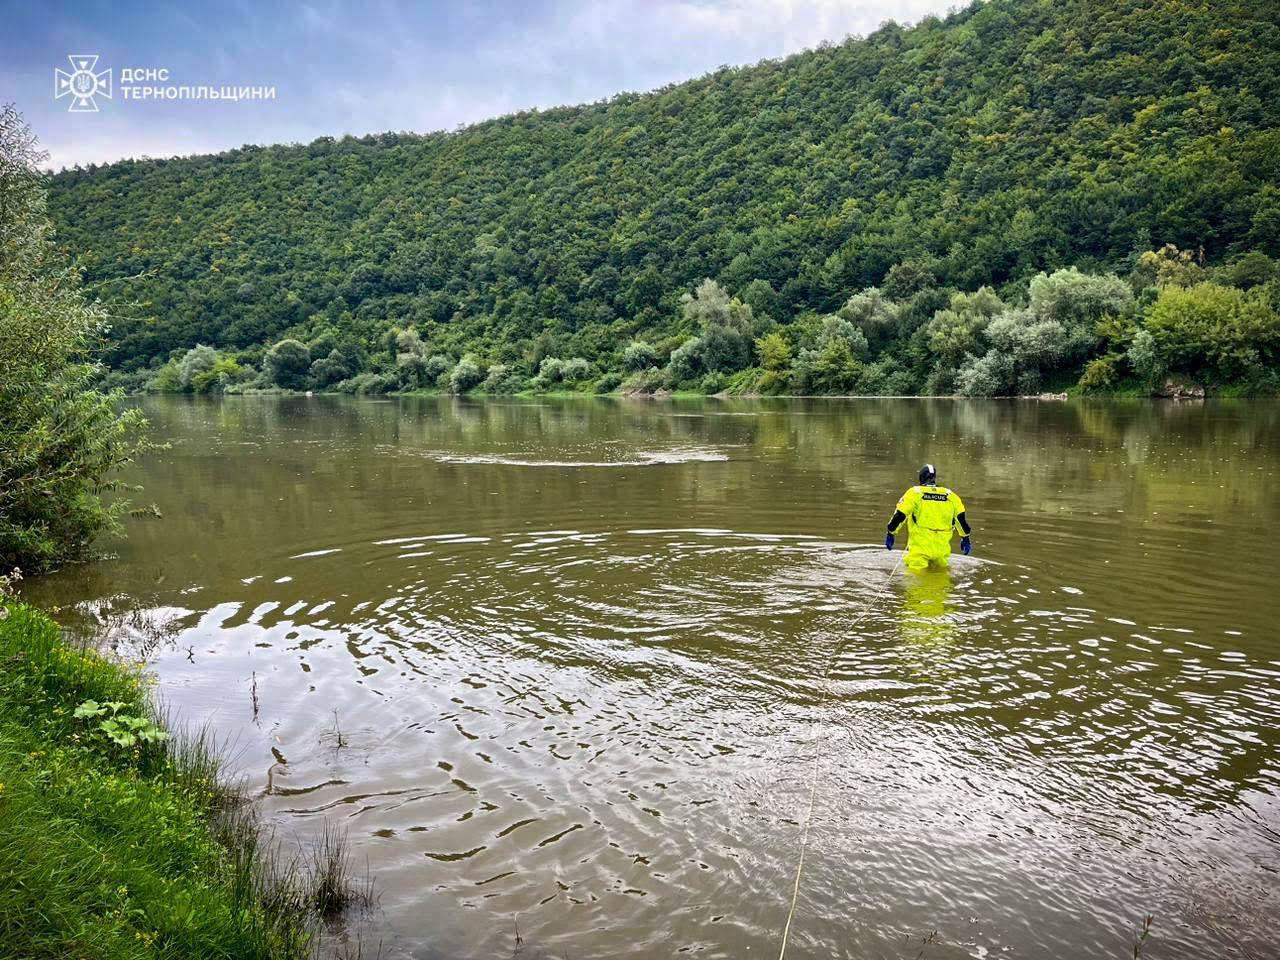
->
xmin=898 ymin=566 xmax=956 ymax=648
xmin=22 ymin=395 xmax=1280 ymax=960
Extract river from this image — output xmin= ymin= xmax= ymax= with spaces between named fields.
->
xmin=24 ymin=395 xmax=1280 ymax=959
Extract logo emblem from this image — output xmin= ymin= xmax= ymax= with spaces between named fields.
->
xmin=55 ymin=55 xmax=112 ymax=112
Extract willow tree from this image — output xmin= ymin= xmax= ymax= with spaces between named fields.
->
xmin=0 ymin=104 xmax=148 ymax=572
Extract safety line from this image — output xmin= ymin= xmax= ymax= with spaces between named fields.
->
xmin=777 ymin=551 xmax=904 ymax=960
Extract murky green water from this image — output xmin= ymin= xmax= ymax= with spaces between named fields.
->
xmin=25 ymin=396 xmax=1280 ymax=959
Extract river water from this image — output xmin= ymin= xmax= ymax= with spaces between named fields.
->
xmin=25 ymin=396 xmax=1280 ymax=959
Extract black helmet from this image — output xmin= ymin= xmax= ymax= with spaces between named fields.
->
xmin=918 ymin=463 xmax=937 ymax=485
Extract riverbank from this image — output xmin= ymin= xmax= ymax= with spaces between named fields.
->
xmin=128 ymin=385 xmax=1278 ymax=403
xmin=129 ymin=372 xmax=1278 ymax=401
xmin=0 ymin=598 xmax=363 ymax=959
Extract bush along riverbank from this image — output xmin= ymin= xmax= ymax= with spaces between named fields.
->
xmin=108 ymin=251 xmax=1280 ymax=402
xmin=0 ymin=588 xmax=369 ymax=960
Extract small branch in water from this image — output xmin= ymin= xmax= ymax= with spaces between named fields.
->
xmin=1133 ymin=914 xmax=1154 ymax=958
xmin=331 ymin=708 xmax=348 ymax=750
xmin=250 ymin=671 xmax=259 ymax=720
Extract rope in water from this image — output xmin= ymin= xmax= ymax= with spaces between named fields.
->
xmin=776 ymin=550 xmax=904 ymax=960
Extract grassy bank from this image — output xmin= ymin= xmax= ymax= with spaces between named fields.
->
xmin=0 ymin=599 xmax=361 ymax=959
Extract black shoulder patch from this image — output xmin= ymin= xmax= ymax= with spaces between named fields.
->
xmin=921 ymin=492 xmax=950 ymax=501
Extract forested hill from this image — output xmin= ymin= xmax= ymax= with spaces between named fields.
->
xmin=47 ymin=0 xmax=1280 ymax=396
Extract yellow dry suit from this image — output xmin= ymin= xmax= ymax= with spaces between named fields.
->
xmin=889 ymin=485 xmax=967 ymax=570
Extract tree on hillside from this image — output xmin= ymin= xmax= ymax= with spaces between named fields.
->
xmin=0 ymin=104 xmax=148 ymax=572
xmin=671 ymin=279 xmax=770 ymax=377
xmin=925 ymin=287 xmax=1004 ymax=364
xmin=1144 ymin=283 xmax=1280 ymax=384
xmin=264 ymin=338 xmax=311 ymax=389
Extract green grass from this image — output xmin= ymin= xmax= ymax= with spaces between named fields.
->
xmin=0 ymin=600 xmax=365 ymax=960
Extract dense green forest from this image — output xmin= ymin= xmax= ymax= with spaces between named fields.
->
xmin=47 ymin=0 xmax=1280 ymax=397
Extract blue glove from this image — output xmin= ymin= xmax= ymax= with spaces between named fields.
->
xmin=885 ymin=533 xmax=895 ymax=550
xmin=961 ymin=536 xmax=972 ymax=556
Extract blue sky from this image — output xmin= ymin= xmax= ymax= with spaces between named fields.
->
xmin=5 ymin=0 xmax=958 ymax=170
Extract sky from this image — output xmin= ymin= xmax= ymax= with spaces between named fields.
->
xmin=4 ymin=0 xmax=959 ymax=170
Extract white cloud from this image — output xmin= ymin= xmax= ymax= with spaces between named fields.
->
xmin=32 ymin=0 xmax=962 ymax=167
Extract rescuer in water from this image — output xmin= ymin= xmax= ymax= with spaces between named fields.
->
xmin=885 ymin=463 xmax=972 ymax=570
